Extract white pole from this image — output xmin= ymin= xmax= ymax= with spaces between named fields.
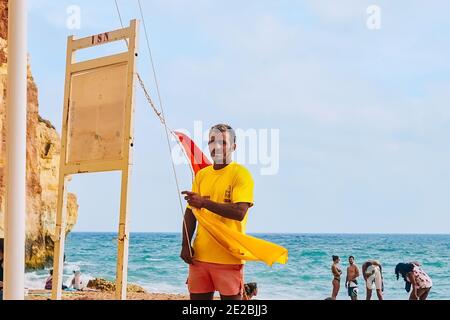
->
xmin=4 ymin=0 xmax=27 ymax=300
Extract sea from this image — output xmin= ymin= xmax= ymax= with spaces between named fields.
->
xmin=24 ymin=233 xmax=450 ymax=300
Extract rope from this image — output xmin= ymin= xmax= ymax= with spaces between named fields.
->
xmin=113 ymin=0 xmax=128 ymax=47
xmin=136 ymin=72 xmax=194 ymax=178
xmin=113 ymin=0 xmax=194 ymax=256
xmin=136 ymin=73 xmax=165 ymax=124
xmin=114 ymin=1 xmax=167 ymax=128
xmin=114 ymin=0 xmax=125 ymax=29
xmin=136 ymin=0 xmax=193 ymax=256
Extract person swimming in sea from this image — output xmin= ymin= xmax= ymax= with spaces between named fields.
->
xmin=331 ymin=255 xmax=342 ymax=299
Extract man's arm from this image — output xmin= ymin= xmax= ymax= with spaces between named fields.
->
xmin=180 ymin=208 xmax=197 ymax=264
xmin=203 ymin=200 xmax=250 ymax=221
xmin=362 ymin=264 xmax=368 ymax=280
xmin=182 ymin=191 xmax=251 ymax=222
xmin=355 ymin=266 xmax=360 ymax=279
xmin=345 ymin=267 xmax=350 ymax=287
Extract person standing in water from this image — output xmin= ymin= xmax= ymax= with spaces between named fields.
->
xmin=345 ymin=256 xmax=360 ymax=300
xmin=362 ymin=260 xmax=384 ymax=300
xmin=395 ymin=262 xmax=432 ymax=300
xmin=331 ymin=255 xmax=342 ymax=299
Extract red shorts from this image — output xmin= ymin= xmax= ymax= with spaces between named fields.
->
xmin=187 ymin=260 xmax=244 ymax=296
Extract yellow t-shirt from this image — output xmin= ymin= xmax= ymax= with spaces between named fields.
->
xmin=189 ymin=162 xmax=254 ymax=265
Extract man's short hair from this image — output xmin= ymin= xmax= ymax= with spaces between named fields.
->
xmin=349 ymin=256 xmax=355 ymax=260
xmin=210 ymin=124 xmax=236 ymax=144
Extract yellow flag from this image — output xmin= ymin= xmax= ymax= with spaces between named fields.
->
xmin=192 ymin=209 xmax=288 ymax=267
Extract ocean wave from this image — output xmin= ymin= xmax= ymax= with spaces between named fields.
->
xmin=299 ymin=250 xmax=327 ymax=257
xmin=144 ymin=258 xmax=165 ymax=262
xmin=25 ymin=273 xmax=47 ymax=289
xmin=25 ymin=268 xmax=95 ymax=290
xmin=64 ymin=261 xmax=98 ymax=268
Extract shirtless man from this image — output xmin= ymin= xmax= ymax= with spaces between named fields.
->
xmin=345 ymin=256 xmax=360 ymax=300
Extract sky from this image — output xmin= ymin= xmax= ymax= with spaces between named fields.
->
xmin=26 ymin=0 xmax=450 ymax=233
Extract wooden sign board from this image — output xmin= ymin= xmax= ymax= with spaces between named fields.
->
xmin=52 ymin=20 xmax=139 ymax=300
xmin=67 ymin=63 xmax=128 ymax=164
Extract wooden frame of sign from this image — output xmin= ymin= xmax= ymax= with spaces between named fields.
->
xmin=51 ymin=20 xmax=139 ymax=300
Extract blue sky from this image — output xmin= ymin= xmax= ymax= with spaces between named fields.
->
xmin=27 ymin=0 xmax=450 ymax=233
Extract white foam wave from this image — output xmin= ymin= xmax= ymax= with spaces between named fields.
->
xmin=25 ymin=261 xmax=95 ymax=290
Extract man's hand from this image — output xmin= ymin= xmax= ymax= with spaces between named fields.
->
xmin=180 ymin=244 xmax=195 ymax=265
xmin=182 ymin=191 xmax=205 ymax=209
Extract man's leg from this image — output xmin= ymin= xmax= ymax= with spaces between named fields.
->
xmin=374 ymin=274 xmax=384 ymax=300
xmin=191 ymin=292 xmax=214 ymax=300
xmin=187 ymin=261 xmax=215 ymax=300
xmin=349 ymin=285 xmax=358 ymax=301
xmin=212 ymin=264 xmax=244 ymax=301
xmin=376 ymin=289 xmax=383 ymax=300
xmin=366 ymin=288 xmax=372 ymax=300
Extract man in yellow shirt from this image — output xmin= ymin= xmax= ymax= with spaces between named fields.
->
xmin=181 ymin=124 xmax=254 ymax=300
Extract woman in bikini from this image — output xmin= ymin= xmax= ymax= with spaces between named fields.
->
xmin=331 ymin=255 xmax=342 ymax=300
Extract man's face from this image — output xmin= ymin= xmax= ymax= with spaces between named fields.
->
xmin=208 ymin=130 xmax=235 ymax=164
xmin=349 ymin=257 xmax=354 ymax=265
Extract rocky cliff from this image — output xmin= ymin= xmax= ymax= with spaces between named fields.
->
xmin=0 ymin=0 xmax=78 ymax=269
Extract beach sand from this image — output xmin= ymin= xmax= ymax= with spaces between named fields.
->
xmin=25 ymin=278 xmax=189 ymax=300
xmin=26 ymin=290 xmax=189 ymax=300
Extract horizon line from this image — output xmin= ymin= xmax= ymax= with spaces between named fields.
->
xmin=69 ymin=231 xmax=450 ymax=236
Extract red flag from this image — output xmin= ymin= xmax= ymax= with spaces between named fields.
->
xmin=174 ymin=131 xmax=211 ymax=175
